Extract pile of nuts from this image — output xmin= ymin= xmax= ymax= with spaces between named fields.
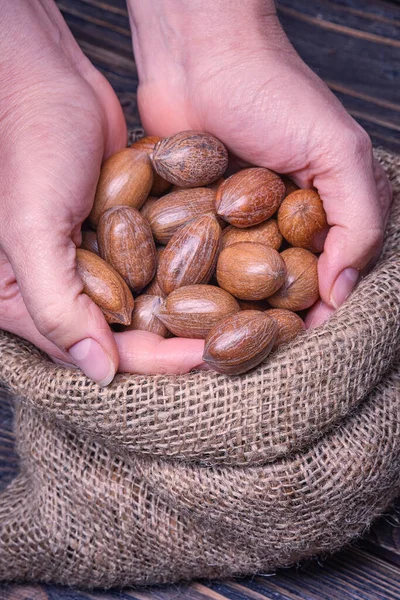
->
xmin=77 ymin=131 xmax=329 ymax=375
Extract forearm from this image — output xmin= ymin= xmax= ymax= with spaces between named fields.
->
xmin=127 ymin=0 xmax=282 ymax=81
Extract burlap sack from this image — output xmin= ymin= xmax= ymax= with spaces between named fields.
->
xmin=0 ymin=148 xmax=399 ymax=588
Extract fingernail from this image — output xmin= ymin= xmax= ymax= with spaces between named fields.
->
xmin=330 ymin=268 xmax=359 ymax=309
xmin=69 ymin=338 xmax=116 ymax=386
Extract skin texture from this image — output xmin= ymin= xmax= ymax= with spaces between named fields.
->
xmin=0 ymin=0 xmax=206 ymax=382
xmin=0 ymin=0 xmax=392 ymax=383
xmin=128 ymin=0 xmax=392 ymax=323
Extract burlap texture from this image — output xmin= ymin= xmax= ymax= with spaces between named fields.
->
xmin=0 ymin=148 xmax=399 ymax=588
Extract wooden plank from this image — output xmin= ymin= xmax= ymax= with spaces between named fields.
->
xmin=361 ymin=499 xmax=400 ymax=567
xmin=278 ymin=0 xmax=400 ymax=41
xmin=277 ymin=11 xmax=400 ymax=105
xmin=57 ymin=0 xmax=131 ymax=37
xmin=324 ymin=80 xmax=400 ymax=114
xmin=276 ymin=2 xmax=400 ymax=150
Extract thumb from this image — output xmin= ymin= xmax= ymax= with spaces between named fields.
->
xmin=2 ymin=210 xmax=119 ymax=386
xmin=312 ymin=134 xmax=390 ymax=309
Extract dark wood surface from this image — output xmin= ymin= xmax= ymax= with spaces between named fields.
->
xmin=1 ymin=0 xmax=400 ymax=598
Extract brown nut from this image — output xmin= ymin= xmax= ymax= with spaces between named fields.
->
xmin=158 ymin=214 xmax=222 ymax=295
xmin=143 ymin=247 xmax=167 ymax=297
xmin=277 ymin=189 xmax=328 ymax=253
xmin=131 ymin=136 xmax=161 ymax=153
xmin=155 ymin=284 xmax=240 ymax=338
xmin=216 ymin=168 xmax=285 ymax=228
xmin=268 ymin=248 xmax=319 ymax=311
xmin=238 ymin=299 xmax=270 ymax=311
xmin=126 ymin=294 xmax=168 ymax=337
xmin=203 ymin=310 xmax=278 ymax=374
xmin=140 ymin=196 xmax=159 ymax=222
xmin=207 ymin=177 xmax=225 ymax=192
xmin=151 ymin=131 xmax=228 ymax=188
xmin=97 ymin=206 xmax=157 ymax=292
xmin=131 ymin=136 xmax=172 ymax=196
xmin=221 ymin=219 xmax=282 ymax=251
xmin=172 ymin=178 xmax=225 ymax=193
xmin=147 ymin=188 xmax=217 ymax=244
xmin=144 ymin=277 xmax=166 ymax=298
xmin=80 ymin=230 xmax=99 ymax=256
xmin=281 ymin=175 xmax=299 ymax=196
xmin=216 ymin=242 xmax=286 ymax=301
xmin=158 ymin=214 xmax=222 ymax=296
xmin=89 ymin=148 xmax=153 ymax=227
xmin=267 ymin=308 xmax=305 ymax=349
xmin=76 ymin=249 xmax=134 ymax=325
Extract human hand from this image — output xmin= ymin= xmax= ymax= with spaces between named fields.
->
xmin=129 ymin=0 xmax=392 ymax=328
xmin=0 ymin=0 xmax=205 ymax=382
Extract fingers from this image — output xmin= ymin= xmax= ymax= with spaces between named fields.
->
xmin=0 ymin=255 xmax=206 ymax=376
xmin=305 ymin=300 xmax=335 ymax=330
xmin=312 ymin=130 xmax=390 ymax=309
xmin=1 ymin=207 xmax=119 ymax=387
xmin=114 ymin=330 xmax=206 ymax=375
xmin=0 ymin=252 xmax=70 ymax=362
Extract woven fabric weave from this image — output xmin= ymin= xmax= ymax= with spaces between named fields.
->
xmin=0 ymin=148 xmax=399 ymax=588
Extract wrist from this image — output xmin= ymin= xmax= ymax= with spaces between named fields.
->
xmin=0 ymin=0 xmax=90 ymax=92
xmin=127 ymin=0 xmax=283 ymax=84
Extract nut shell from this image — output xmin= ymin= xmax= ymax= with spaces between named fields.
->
xmin=281 ymin=175 xmax=299 ymax=196
xmin=144 ymin=277 xmax=166 ymax=298
xmin=126 ymin=294 xmax=168 ymax=337
xmin=238 ymin=299 xmax=270 ymax=311
xmin=207 ymin=177 xmax=225 ymax=192
xmin=156 ymin=284 xmax=240 ymax=338
xmin=143 ymin=247 xmax=166 ymax=297
xmin=97 ymin=206 xmax=157 ymax=292
xmin=151 ymin=131 xmax=228 ymax=188
xmin=216 ymin=242 xmax=286 ymax=301
xmin=148 ymin=188 xmax=217 ymax=244
xmin=221 ymin=219 xmax=282 ymax=251
xmin=131 ymin=136 xmax=171 ymax=196
xmin=89 ymin=148 xmax=153 ymax=227
xmin=158 ymin=214 xmax=222 ymax=295
xmin=278 ymin=189 xmax=328 ymax=252
xmin=203 ymin=310 xmax=278 ymax=374
xmin=76 ymin=249 xmax=134 ymax=325
xmin=268 ymin=248 xmax=319 ymax=311
xmin=267 ymin=308 xmax=305 ymax=349
xmin=140 ymin=196 xmax=159 ymax=222
xmin=80 ymin=230 xmax=99 ymax=256
xmin=216 ymin=168 xmax=285 ymax=227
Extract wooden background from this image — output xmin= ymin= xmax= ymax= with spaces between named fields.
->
xmin=1 ymin=0 xmax=400 ymax=598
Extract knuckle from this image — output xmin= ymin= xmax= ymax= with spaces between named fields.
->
xmin=36 ymin=293 xmax=108 ymax=347
xmin=354 ymin=129 xmax=372 ymax=157
xmin=361 ymin=227 xmax=383 ymax=263
xmin=34 ymin=305 xmax=70 ymax=342
xmin=368 ymin=227 xmax=383 ymax=251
